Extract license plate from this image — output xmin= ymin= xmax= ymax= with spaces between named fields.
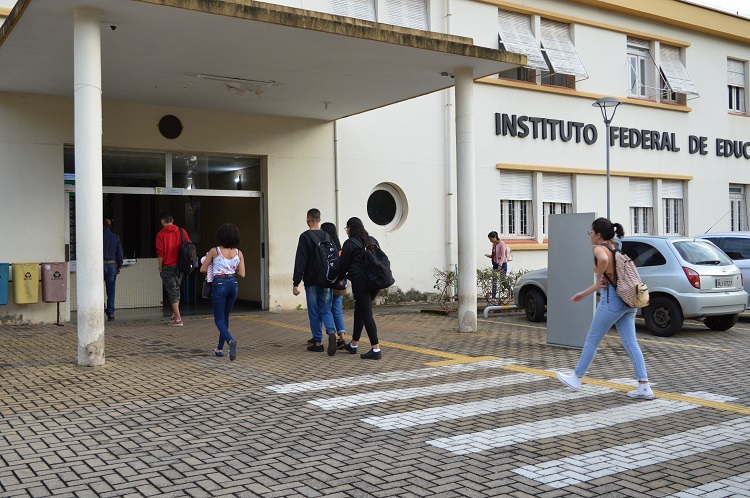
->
xmin=716 ymin=278 xmax=733 ymax=288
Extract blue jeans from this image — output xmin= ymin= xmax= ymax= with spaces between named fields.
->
xmin=332 ymin=294 xmax=346 ymax=333
xmin=574 ymin=284 xmax=649 ymax=381
xmin=104 ymin=263 xmax=117 ymax=317
xmin=305 ymin=285 xmax=335 ymax=343
xmin=491 ymin=262 xmax=508 ymax=299
xmin=212 ymin=275 xmax=238 ymax=350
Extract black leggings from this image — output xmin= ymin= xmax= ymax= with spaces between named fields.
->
xmin=351 ymin=276 xmax=379 ymax=345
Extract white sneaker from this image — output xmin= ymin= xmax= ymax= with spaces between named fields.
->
xmin=556 ymin=371 xmax=582 ymax=391
xmin=627 ymin=383 xmax=655 ymax=399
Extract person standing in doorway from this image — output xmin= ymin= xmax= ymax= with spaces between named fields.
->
xmin=292 ymin=208 xmax=337 ymax=355
xmin=338 ymin=217 xmax=382 ymax=360
xmin=321 ymin=222 xmax=347 ymax=350
xmin=485 ymin=231 xmax=508 ymax=299
xmin=201 ymin=223 xmax=245 ymax=361
xmin=555 ymin=217 xmax=654 ymax=400
xmin=103 ymin=217 xmax=123 ymax=321
xmin=156 ymin=212 xmax=189 ymax=327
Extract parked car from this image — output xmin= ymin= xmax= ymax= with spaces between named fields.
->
xmin=694 ymin=232 xmax=750 ymax=307
xmin=513 ymin=236 xmax=747 ymax=337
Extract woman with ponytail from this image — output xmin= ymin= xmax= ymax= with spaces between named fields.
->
xmin=556 ymin=217 xmax=654 ymax=399
xmin=336 ymin=217 xmax=382 ymax=360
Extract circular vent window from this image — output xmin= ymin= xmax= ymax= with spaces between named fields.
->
xmin=367 ymin=183 xmax=407 ymax=231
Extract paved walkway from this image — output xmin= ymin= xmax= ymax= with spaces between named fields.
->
xmin=2 ymin=306 xmax=750 ymax=497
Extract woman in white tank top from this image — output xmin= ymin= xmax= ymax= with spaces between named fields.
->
xmin=200 ymin=223 xmax=246 ymax=361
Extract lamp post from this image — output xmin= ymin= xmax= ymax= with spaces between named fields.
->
xmin=593 ymin=97 xmax=621 ymax=220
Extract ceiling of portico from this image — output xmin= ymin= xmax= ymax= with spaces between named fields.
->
xmin=0 ymin=0 xmax=524 ymax=121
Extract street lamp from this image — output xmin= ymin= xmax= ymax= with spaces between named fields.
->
xmin=592 ymin=97 xmax=621 ymax=220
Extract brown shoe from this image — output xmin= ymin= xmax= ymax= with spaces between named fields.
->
xmin=168 ymin=319 xmax=184 ymax=327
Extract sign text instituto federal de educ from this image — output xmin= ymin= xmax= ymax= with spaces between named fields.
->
xmin=495 ymin=113 xmax=750 ymax=160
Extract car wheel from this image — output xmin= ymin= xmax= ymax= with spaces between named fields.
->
xmin=524 ymin=288 xmax=546 ymax=322
xmin=704 ymin=313 xmax=739 ymax=331
xmin=643 ymin=296 xmax=683 ymax=337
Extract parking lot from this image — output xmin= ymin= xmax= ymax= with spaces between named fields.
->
xmin=1 ymin=306 xmax=750 ymax=497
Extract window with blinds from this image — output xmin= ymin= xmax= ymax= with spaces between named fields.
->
xmin=629 ymin=178 xmax=653 ymax=235
xmin=541 ymin=174 xmax=572 ymax=236
xmin=385 ymin=0 xmax=428 ymax=30
xmin=659 ymin=45 xmax=699 ymax=99
xmin=662 ymin=180 xmax=684 ymax=235
xmin=499 ymin=171 xmax=533 ymax=237
xmin=497 ymin=10 xmax=548 ymax=71
xmin=539 ymin=19 xmax=588 ymax=81
xmin=330 ymin=0 xmax=376 ymax=21
xmin=728 ymin=59 xmax=746 ymax=114
xmin=730 ymin=185 xmax=747 ymax=231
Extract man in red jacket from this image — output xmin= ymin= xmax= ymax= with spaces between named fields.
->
xmin=156 ymin=212 xmax=189 ymax=326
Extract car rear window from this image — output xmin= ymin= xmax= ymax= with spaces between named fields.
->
xmin=721 ymin=237 xmax=750 ymax=260
xmin=673 ymin=240 xmax=733 ymax=266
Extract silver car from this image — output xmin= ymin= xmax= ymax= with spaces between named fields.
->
xmin=694 ymin=232 xmax=750 ymax=308
xmin=513 ymin=236 xmax=747 ymax=337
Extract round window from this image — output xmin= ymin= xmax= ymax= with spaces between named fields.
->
xmin=367 ymin=183 xmax=407 ymax=231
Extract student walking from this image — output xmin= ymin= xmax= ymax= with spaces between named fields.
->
xmin=321 ymin=222 xmax=348 ymax=350
xmin=103 ymin=217 xmax=124 ymax=321
xmin=338 ymin=217 xmax=382 ymax=360
xmin=292 ymin=208 xmax=337 ymax=355
xmin=200 ymin=223 xmax=245 ymax=361
xmin=485 ymin=231 xmax=509 ymax=300
xmin=556 ymin=217 xmax=654 ymax=399
xmin=156 ymin=212 xmax=189 ymax=326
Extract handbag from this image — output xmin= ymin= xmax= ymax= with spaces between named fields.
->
xmin=202 ymin=280 xmax=212 ymax=299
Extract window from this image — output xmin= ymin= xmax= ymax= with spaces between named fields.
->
xmin=627 ymin=38 xmax=651 ymax=98
xmin=64 ymin=147 xmax=167 ymax=188
xmin=172 ymin=154 xmax=260 ymax=191
xmin=497 ymin=10 xmax=548 ymax=82
xmin=629 ymin=178 xmax=653 ymax=235
xmin=330 ymin=0 xmax=376 ymax=21
xmin=659 ymin=45 xmax=698 ymax=100
xmin=728 ymin=59 xmax=746 ymax=114
xmin=499 ymin=171 xmax=533 ymax=237
xmin=367 ymin=183 xmax=408 ymax=230
xmin=385 ymin=0 xmax=428 ymax=30
xmin=539 ymin=19 xmax=588 ymax=86
xmin=621 ymin=241 xmax=666 ymax=267
xmin=541 ymin=173 xmax=572 ymax=237
xmin=662 ymin=180 xmax=684 ymax=235
xmin=730 ymin=185 xmax=748 ymax=231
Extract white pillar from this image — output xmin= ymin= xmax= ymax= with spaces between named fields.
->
xmin=74 ymin=8 xmax=105 ymax=366
xmin=454 ymin=67 xmax=477 ymax=332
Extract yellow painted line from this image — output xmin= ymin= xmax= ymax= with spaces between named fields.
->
xmin=425 ymin=356 xmax=501 ymax=366
xmin=236 ymin=315 xmax=310 ymax=332
xmin=500 ymin=364 xmax=750 ymax=415
xmin=377 ymin=341 xmax=472 ymax=360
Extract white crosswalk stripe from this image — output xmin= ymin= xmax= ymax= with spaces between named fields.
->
xmin=426 ymin=399 xmax=696 ymax=455
xmin=265 ymin=359 xmax=520 ymax=393
xmin=665 ymin=470 xmax=750 ymax=497
xmin=513 ymin=417 xmax=750 ymax=489
xmin=308 ymin=373 xmax=547 ymax=410
xmin=361 ymin=385 xmax=613 ymax=429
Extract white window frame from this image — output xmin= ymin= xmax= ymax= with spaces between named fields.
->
xmin=728 ymin=59 xmax=746 ymax=114
xmin=631 ymin=207 xmax=652 ymax=236
xmin=662 ymin=180 xmax=684 ymax=236
xmin=541 ymin=173 xmax=572 ymax=237
xmin=627 ymin=38 xmax=651 ymax=99
xmin=499 ymin=171 xmax=533 ymax=238
xmin=629 ymin=178 xmax=654 ymax=235
xmin=730 ymin=185 xmax=748 ymax=231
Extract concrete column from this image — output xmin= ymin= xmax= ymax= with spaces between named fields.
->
xmin=74 ymin=8 xmax=105 ymax=366
xmin=454 ymin=67 xmax=477 ymax=332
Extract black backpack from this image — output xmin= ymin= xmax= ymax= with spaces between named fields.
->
xmin=177 ymin=227 xmax=199 ymax=274
xmin=351 ymin=237 xmax=395 ymax=290
xmin=306 ymin=231 xmax=340 ymax=288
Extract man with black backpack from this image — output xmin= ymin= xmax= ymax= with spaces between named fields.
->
xmin=292 ymin=208 xmax=338 ymax=355
xmin=156 ymin=212 xmax=190 ymax=327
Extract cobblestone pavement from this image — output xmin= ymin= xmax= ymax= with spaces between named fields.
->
xmin=2 ymin=305 xmax=750 ymax=497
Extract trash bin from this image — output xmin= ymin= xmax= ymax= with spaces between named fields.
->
xmin=0 ymin=263 xmax=8 ymax=305
xmin=41 ymin=262 xmax=68 ymax=303
xmin=12 ymin=263 xmax=39 ymax=304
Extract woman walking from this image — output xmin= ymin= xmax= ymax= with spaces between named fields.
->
xmin=337 ymin=217 xmax=382 ymax=360
xmin=321 ymin=222 xmax=348 ymax=350
xmin=200 ymin=223 xmax=245 ymax=361
xmin=556 ymin=217 xmax=654 ymax=399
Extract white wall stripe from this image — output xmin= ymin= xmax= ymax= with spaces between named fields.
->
xmin=362 ymin=385 xmax=614 ymax=429
xmin=426 ymin=399 xmax=695 ymax=455
xmin=309 ymin=373 xmax=548 ymax=410
xmin=265 ymin=359 xmax=520 ymax=393
xmin=666 ymin=470 xmax=750 ymax=497
xmin=513 ymin=417 xmax=750 ymax=489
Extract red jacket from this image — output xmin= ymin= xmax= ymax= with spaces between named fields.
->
xmin=156 ymin=224 xmax=190 ymax=267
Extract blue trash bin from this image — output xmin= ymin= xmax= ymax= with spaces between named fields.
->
xmin=0 ymin=263 xmax=7 ymax=305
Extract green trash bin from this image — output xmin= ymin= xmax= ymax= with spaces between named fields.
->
xmin=12 ymin=263 xmax=39 ymax=304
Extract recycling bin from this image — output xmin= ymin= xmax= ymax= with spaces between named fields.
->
xmin=0 ymin=263 xmax=8 ymax=305
xmin=41 ymin=262 xmax=68 ymax=303
xmin=12 ymin=263 xmax=39 ymax=304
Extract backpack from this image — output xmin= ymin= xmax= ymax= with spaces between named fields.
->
xmin=178 ymin=227 xmax=199 ymax=275
xmin=305 ymin=231 xmax=340 ymax=288
xmin=505 ymin=244 xmax=513 ymax=262
xmin=351 ymin=237 xmax=395 ymax=290
xmin=602 ymin=244 xmax=649 ymax=308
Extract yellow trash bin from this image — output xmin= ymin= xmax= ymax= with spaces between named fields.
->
xmin=12 ymin=263 xmax=39 ymax=304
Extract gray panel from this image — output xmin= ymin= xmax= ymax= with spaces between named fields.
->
xmin=547 ymin=213 xmax=596 ymax=347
